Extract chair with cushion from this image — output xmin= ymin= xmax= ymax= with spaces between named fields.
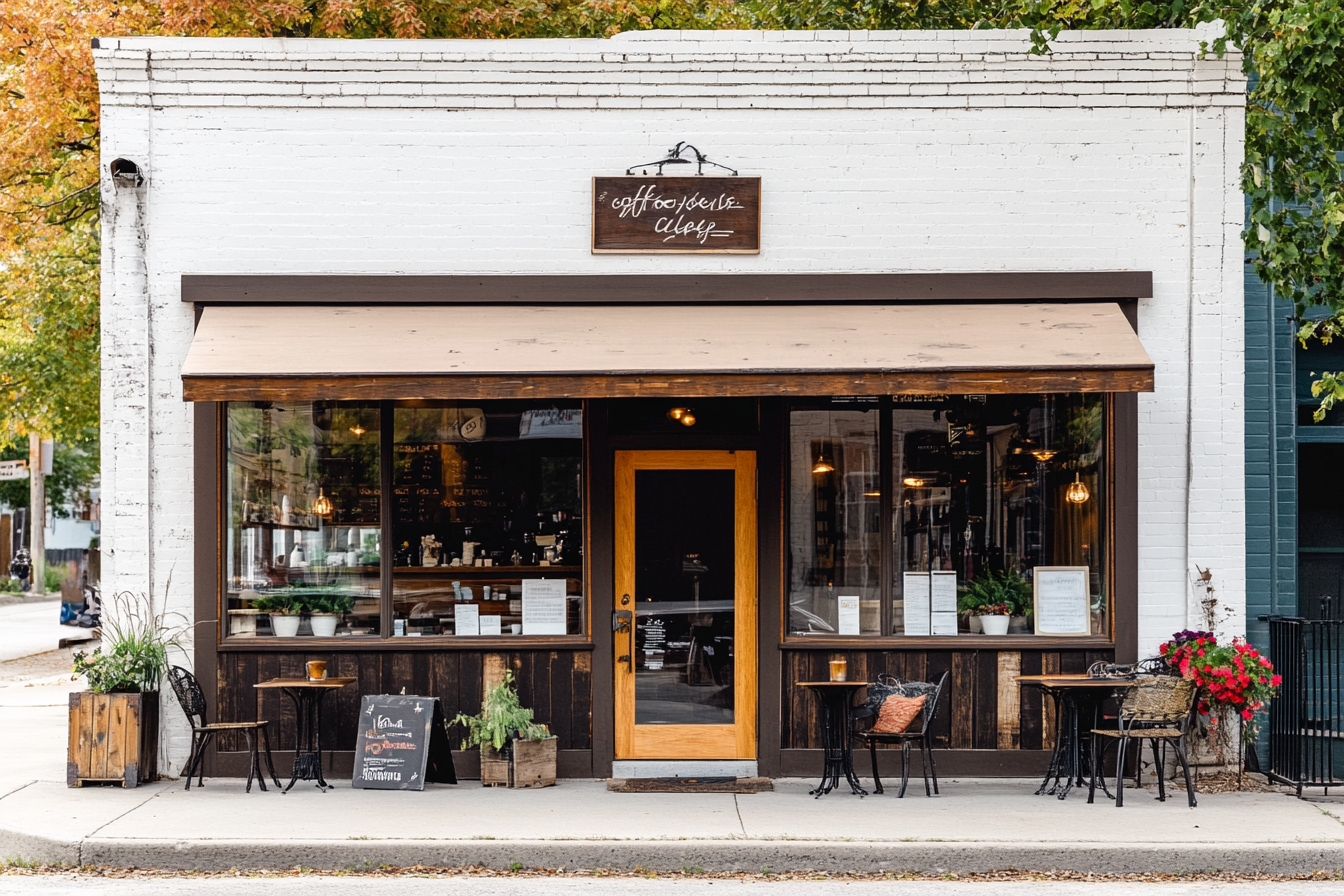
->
xmin=1088 ymin=674 xmax=1198 ymax=808
xmin=854 ymin=671 xmax=949 ymax=797
xmin=168 ymin=665 xmax=281 ymax=793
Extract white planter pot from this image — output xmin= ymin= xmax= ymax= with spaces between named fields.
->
xmin=309 ymin=614 xmax=340 ymax=637
xmin=978 ymin=614 xmax=1011 ymax=636
xmin=270 ymin=614 xmax=302 ymax=637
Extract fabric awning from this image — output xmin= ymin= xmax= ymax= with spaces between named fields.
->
xmin=180 ymin=303 xmax=1153 ymax=401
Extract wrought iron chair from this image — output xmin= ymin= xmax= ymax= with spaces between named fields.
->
xmin=1088 ymin=674 xmax=1198 ymax=808
xmin=168 ymin=665 xmax=281 ymax=793
xmin=855 ymin=672 xmax=950 ymax=797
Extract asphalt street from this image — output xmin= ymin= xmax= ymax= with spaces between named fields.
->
xmin=2 ymin=879 xmax=1344 ymax=896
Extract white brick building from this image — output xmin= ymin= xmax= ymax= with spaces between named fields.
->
xmin=94 ymin=29 xmax=1245 ymax=781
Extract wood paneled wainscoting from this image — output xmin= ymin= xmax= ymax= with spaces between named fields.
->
xmin=209 ymin=648 xmax=593 ymax=779
xmin=779 ymin=646 xmax=1115 ymax=777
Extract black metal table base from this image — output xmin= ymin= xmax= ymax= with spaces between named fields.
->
xmin=805 ymin=685 xmax=867 ymax=798
xmin=1035 ymin=688 xmax=1112 ymax=800
xmin=281 ymin=688 xmax=333 ymax=792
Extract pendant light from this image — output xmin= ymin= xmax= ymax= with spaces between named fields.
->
xmin=812 ymin=454 xmax=835 ymax=474
xmin=313 ymin=488 xmax=333 ymax=517
xmin=1066 ymin=473 xmax=1090 ymax=504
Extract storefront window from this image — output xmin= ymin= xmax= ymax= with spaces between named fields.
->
xmin=390 ymin=402 xmax=583 ymax=637
xmin=787 ymin=400 xmax=882 ymax=636
xmin=787 ymin=394 xmax=1109 ymax=639
xmin=224 ymin=402 xmax=382 ymax=638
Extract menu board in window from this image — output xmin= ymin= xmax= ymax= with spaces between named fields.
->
xmin=1032 ymin=566 xmax=1092 ymax=635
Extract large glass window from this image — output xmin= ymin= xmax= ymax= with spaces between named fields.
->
xmin=225 ymin=402 xmax=382 ymax=638
xmin=787 ymin=394 xmax=1108 ymax=639
xmin=390 ymin=402 xmax=583 ymax=637
xmin=223 ymin=400 xmax=583 ymax=641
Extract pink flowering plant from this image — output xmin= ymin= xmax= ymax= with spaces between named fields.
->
xmin=1157 ymin=630 xmax=1281 ymax=740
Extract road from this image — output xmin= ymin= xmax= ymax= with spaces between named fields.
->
xmin=0 ymin=599 xmax=74 ymax=662
xmin=1 ymin=879 xmax=1342 ymax=895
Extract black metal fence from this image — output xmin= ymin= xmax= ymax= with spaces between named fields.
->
xmin=1263 ymin=614 xmax=1344 ymax=796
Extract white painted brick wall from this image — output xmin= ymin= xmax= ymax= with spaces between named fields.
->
xmin=93 ymin=29 xmax=1246 ymax=769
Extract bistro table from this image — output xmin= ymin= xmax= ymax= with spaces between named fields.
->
xmin=798 ymin=681 xmax=869 ymax=798
xmin=1017 ymin=674 xmax=1134 ymax=800
xmin=254 ymin=677 xmax=356 ymax=792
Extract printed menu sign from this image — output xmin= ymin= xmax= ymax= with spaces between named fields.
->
xmin=930 ymin=571 xmax=959 ymax=636
xmin=522 ymin=579 xmax=567 ymax=635
xmin=837 ymin=595 xmax=861 ymax=636
xmin=352 ymin=695 xmax=457 ymax=791
xmin=592 ymin=176 xmax=761 ymax=254
xmin=1033 ymin=566 xmax=1092 ymax=635
xmin=903 ymin=573 xmax=931 ymax=636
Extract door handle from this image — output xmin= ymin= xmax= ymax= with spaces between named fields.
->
xmin=613 ymin=607 xmax=633 ymax=672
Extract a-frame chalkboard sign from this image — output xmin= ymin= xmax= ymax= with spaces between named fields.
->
xmin=352 ymin=695 xmax=457 ymax=790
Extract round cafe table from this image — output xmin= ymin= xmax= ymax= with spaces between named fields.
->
xmin=798 ymin=681 xmax=869 ymax=798
xmin=255 ymin=676 xmax=356 ymax=792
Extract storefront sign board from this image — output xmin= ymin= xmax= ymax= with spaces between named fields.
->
xmin=0 ymin=460 xmax=28 ymax=480
xmin=592 ymin=176 xmax=761 ymax=253
xmin=352 ymin=695 xmax=457 ymax=790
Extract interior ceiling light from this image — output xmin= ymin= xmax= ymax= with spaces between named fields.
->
xmin=349 ymin=423 xmax=366 ymax=437
xmin=812 ymin=455 xmax=835 ymax=475
xmin=1029 ymin=449 xmax=1058 ymax=462
xmin=1066 ymin=473 xmax=1090 ymax=504
xmin=667 ymin=407 xmax=696 ymax=427
xmin=313 ymin=488 xmax=333 ymax=517
xmin=902 ymin=476 xmax=926 ymax=488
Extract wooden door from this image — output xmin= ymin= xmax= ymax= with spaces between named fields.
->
xmin=614 ymin=450 xmax=757 ymax=760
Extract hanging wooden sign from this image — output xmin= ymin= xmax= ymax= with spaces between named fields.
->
xmin=592 ymin=176 xmax=761 ymax=254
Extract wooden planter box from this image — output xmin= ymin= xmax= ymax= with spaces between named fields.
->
xmin=67 ymin=691 xmax=159 ymax=788
xmin=480 ymin=737 xmax=557 ymax=788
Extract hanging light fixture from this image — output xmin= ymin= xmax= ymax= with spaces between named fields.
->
xmin=812 ymin=454 xmax=835 ymax=475
xmin=666 ymin=407 xmax=697 ymax=427
xmin=1066 ymin=473 xmax=1090 ymax=504
xmin=1029 ymin=448 xmax=1058 ymax=462
xmin=313 ymin=488 xmax=333 ymax=517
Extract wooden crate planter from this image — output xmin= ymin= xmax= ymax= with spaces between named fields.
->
xmin=480 ymin=737 xmax=557 ymax=788
xmin=67 ymin=691 xmax=159 ymax=788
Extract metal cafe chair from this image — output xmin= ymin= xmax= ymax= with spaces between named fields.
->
xmin=168 ymin=665 xmax=282 ymax=793
xmin=1088 ymin=674 xmax=1199 ymax=808
xmin=855 ymin=671 xmax=950 ymax=797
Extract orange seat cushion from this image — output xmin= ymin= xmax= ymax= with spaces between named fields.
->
xmin=870 ymin=694 xmax=927 ymax=734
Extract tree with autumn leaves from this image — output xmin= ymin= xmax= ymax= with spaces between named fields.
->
xmin=1 ymin=0 xmax=1341 ymax=457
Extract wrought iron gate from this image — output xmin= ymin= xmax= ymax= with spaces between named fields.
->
xmin=1264 ymin=614 xmax=1344 ymax=796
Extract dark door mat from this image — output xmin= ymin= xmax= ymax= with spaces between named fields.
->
xmin=607 ymin=776 xmax=773 ymax=793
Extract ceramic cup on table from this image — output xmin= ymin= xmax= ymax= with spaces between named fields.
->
xmin=306 ymin=660 xmax=328 ymax=681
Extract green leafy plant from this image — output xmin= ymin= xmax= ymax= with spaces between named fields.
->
xmin=250 ymin=591 xmax=305 ymax=616
xmin=450 ymin=670 xmax=547 ymax=752
xmin=306 ymin=592 xmax=355 ymax=615
xmin=957 ymin=570 xmax=1032 ymax=617
xmin=44 ymin=564 xmax=64 ymax=593
xmin=72 ymin=590 xmax=186 ymax=694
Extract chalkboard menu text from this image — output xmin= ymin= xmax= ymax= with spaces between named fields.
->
xmin=352 ymin=695 xmax=457 ymax=790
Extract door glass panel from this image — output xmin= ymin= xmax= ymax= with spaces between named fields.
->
xmin=634 ymin=469 xmax=736 ymax=725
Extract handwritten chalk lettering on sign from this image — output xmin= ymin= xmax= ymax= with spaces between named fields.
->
xmin=352 ymin=695 xmax=457 ymax=791
xmin=592 ymin=176 xmax=761 ymax=254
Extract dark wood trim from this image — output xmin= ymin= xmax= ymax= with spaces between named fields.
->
xmin=878 ymin=399 xmax=894 ymax=638
xmin=1113 ymin=391 xmax=1139 ymax=663
xmin=193 ymin=402 xmax=220 ymax=772
xmin=379 ymin=402 xmax=394 ymax=639
xmin=181 ymin=272 xmax=1153 ymax=305
xmin=587 ymin=400 xmax=615 ymax=778
xmin=218 ymin=638 xmax=595 ymax=653
xmin=756 ymin=399 xmax=786 ymax=777
xmin=781 ymin=748 xmax=1053 ymax=778
xmin=779 ymin=637 xmax=1116 ymax=650
xmin=183 ymin=369 xmax=1155 ymax=403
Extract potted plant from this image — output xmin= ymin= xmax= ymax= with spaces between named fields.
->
xmin=958 ymin=570 xmax=1032 ymax=636
xmin=251 ymin=591 xmax=304 ymax=637
xmin=68 ymin=591 xmax=184 ymax=788
xmin=451 ymin=670 xmax=556 ymax=788
xmin=306 ymin=592 xmax=354 ymax=637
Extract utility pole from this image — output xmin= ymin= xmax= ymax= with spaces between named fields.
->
xmin=28 ymin=433 xmax=45 ymax=596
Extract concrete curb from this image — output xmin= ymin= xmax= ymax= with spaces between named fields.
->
xmin=4 ymin=826 xmax=1344 ymax=874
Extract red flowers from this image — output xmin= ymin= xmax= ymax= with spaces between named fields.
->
xmin=1156 ymin=631 xmax=1280 ymax=738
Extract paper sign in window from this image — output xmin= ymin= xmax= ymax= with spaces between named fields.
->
xmin=1033 ymin=566 xmax=1092 ymax=635
xmin=837 ymin=595 xmax=861 ymax=636
xmin=903 ymin=573 xmax=931 ymax=636
xmin=522 ymin=579 xmax=568 ymax=635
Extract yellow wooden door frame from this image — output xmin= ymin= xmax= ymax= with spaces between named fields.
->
xmin=613 ymin=450 xmax=757 ymax=760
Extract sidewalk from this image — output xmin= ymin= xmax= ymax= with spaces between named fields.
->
xmin=4 ymin=771 xmax=1344 ymax=874
xmin=4 ymin=667 xmax=1344 ymax=875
